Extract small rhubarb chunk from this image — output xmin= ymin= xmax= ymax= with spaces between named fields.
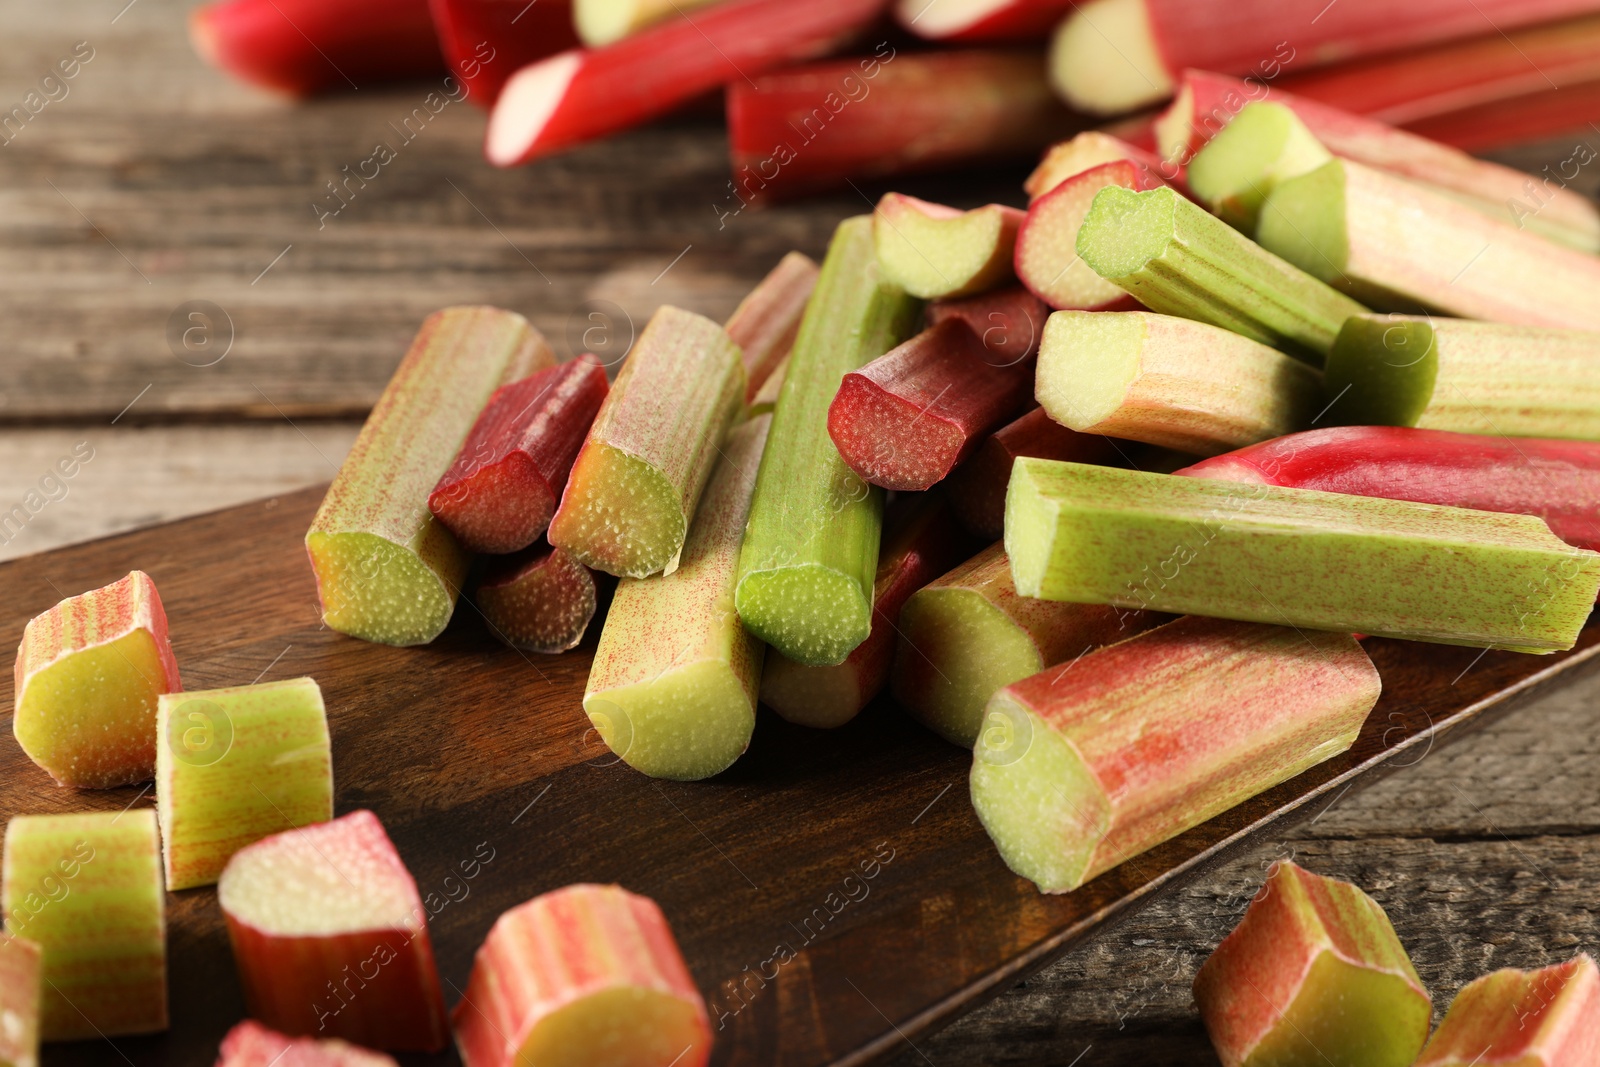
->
xmin=1005 ymin=459 xmax=1600 ymax=653
xmin=724 ymin=252 xmax=819 ymax=402
xmin=428 ymin=359 xmax=610 ymax=555
xmin=217 ymin=810 xmax=448 ymax=1051
xmin=13 ymin=570 xmax=182 ymax=789
xmin=307 ymin=307 xmax=553 ymax=646
xmin=0 ymin=935 xmax=40 ymax=1067
xmin=2 ymin=810 xmax=166 ymax=1040
xmin=155 ymin=677 xmax=333 ymax=891
xmin=1037 ymin=310 xmax=1321 ymax=454
xmin=873 ymin=194 xmax=1024 ymax=300
xmin=1187 ymin=101 xmax=1333 ymax=231
xmin=584 ymin=416 xmax=769 ymax=780
xmin=454 ymin=884 xmax=710 ymax=1067
xmin=1194 ymin=860 xmax=1431 ymax=1067
xmin=1016 ymin=159 xmax=1169 ymax=312
xmin=218 ymin=1020 xmax=398 ymax=1067
xmin=926 ymin=286 xmax=1050 ymax=367
xmin=1416 ymin=954 xmax=1600 ymax=1067
xmin=1024 ymin=131 xmax=1166 ymax=201
xmin=476 ymin=543 xmax=598 ymax=654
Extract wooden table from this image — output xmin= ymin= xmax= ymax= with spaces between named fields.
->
xmin=3 ymin=1 xmax=1597 ymax=1062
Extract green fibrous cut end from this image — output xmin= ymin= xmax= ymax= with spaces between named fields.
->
xmin=1250 ymin=952 xmax=1433 ymax=1067
xmin=1035 ymin=311 xmax=1145 ymax=429
xmin=736 ymin=563 xmax=872 ymax=667
xmin=1076 ymin=184 xmax=1176 ymax=280
xmin=1323 ymin=316 xmax=1438 ymax=428
xmin=1187 ymin=102 xmax=1333 ymax=232
xmin=305 ymin=530 xmax=456 ymax=647
xmin=584 ymin=661 xmax=755 ymax=782
xmin=1256 ymin=159 xmax=1353 ymax=286
xmin=873 ymin=197 xmax=1015 ymax=300
xmin=549 ymin=444 xmax=685 ymax=578
xmin=517 ymin=985 xmax=706 ymax=1067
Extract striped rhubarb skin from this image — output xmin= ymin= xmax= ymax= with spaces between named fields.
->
xmin=453 ymin=884 xmax=710 ymax=1067
xmin=1407 ymin=81 xmax=1600 ymax=154
xmin=926 ymin=286 xmax=1050 ymax=368
xmin=217 ymin=1020 xmax=399 ymax=1066
xmin=1416 ymin=954 xmax=1600 ymax=1067
xmin=428 ymin=0 xmax=579 ymax=105
xmin=724 ymin=252 xmax=819 ymax=403
xmin=895 ymin=0 xmax=1074 ymax=40
xmin=484 ymin=0 xmax=887 ymax=166
xmin=1015 ymin=159 xmax=1169 ymax=312
xmin=0 ymin=934 xmax=40 ymax=1067
xmin=13 ymin=570 xmax=182 ymax=789
xmin=475 ymin=542 xmax=599 ymax=654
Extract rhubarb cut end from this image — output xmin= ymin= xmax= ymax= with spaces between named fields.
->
xmin=511 ymin=984 xmax=709 ymax=1066
xmin=735 ymin=565 xmax=872 ymax=667
xmin=828 ymin=375 xmax=967 ymax=492
xmin=1049 ymin=0 xmax=1172 ymax=115
xmin=1076 ymin=185 xmax=1176 ymax=283
xmin=873 ymin=195 xmax=1019 ymax=300
xmin=306 ymin=531 xmax=455 ymax=646
xmin=428 ymin=453 xmax=558 ymax=556
xmin=485 ymin=51 xmax=584 ymax=167
xmin=760 ymin=655 xmax=865 ymax=729
xmin=1017 ymin=165 xmax=1139 ymax=311
xmin=1188 ymin=102 xmax=1334 ymax=231
xmin=1242 ymin=951 xmax=1433 ymax=1067
xmin=584 ymin=659 xmax=756 ymax=782
xmin=1323 ymin=316 xmax=1438 ymax=428
xmin=894 ymin=0 xmax=1011 ymax=38
xmin=549 ymin=444 xmax=686 ymax=579
xmin=572 ymin=0 xmax=638 ymax=47
xmin=476 ymin=546 xmax=598 ymax=654
xmin=1036 ymin=311 xmax=1144 ymax=431
xmin=1002 ymin=459 xmax=1058 ymax=599
xmin=1257 ymin=160 xmax=1352 ymax=286
xmin=1152 ymin=81 xmax=1194 ymax=166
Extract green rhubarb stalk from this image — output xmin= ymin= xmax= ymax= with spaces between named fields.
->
xmin=1076 ymin=185 xmax=1368 ymax=361
xmin=155 ymin=677 xmax=332 ymax=891
xmin=549 ymin=305 xmax=746 ymax=579
xmin=1004 ymin=459 xmax=1600 ymax=653
xmin=584 ymin=415 xmax=770 ymax=781
xmin=1037 ymin=310 xmax=1322 ymax=455
xmin=1186 ymin=101 xmax=1333 ymax=232
xmin=307 ymin=307 xmax=553 ymax=647
xmin=735 ymin=216 xmax=922 ymax=666
xmin=1324 ymin=314 xmax=1600 ymax=441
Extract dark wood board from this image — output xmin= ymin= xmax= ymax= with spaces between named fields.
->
xmin=3 ymin=487 xmax=1598 ymax=1066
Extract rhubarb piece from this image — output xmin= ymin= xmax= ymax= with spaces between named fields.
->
xmin=583 ymin=416 xmax=769 ymax=780
xmin=724 ymin=252 xmax=819 ymax=403
xmin=485 ymin=0 xmax=884 ymax=166
xmin=1193 ymin=860 xmax=1431 ymax=1067
xmin=926 ymin=286 xmax=1050 ymax=367
xmin=548 ymin=306 xmax=744 ymax=579
xmin=892 ymin=542 xmax=1161 ymax=747
xmin=307 ymin=307 xmax=552 ymax=646
xmin=574 ymin=0 xmax=722 ymax=46
xmin=217 ymin=810 xmax=448 ymax=1051
xmin=726 ymin=50 xmax=1077 ymax=202
xmin=1416 ymin=954 xmax=1600 ymax=1067
xmin=1186 ymin=102 xmax=1331 ymax=231
xmin=1258 ymin=159 xmax=1600 ymax=330
xmin=873 ymin=194 xmax=1025 ymax=300
xmin=2 ymin=810 xmax=166 ymax=1040
xmin=155 ymin=677 xmax=333 ymax=891
xmin=828 ymin=319 xmax=1035 ymax=492
xmin=944 ymin=407 xmax=1122 ymax=541
xmin=13 ymin=570 xmax=182 ymax=789
xmin=1077 ymin=186 xmax=1366 ymax=360
xmin=0 ymin=935 xmax=40 ymax=1067
xmin=745 ymin=357 xmax=787 ymax=418
xmin=428 ymin=359 xmax=610 ymax=555
xmin=1006 ymin=459 xmax=1600 ymax=653
xmin=761 ymin=493 xmax=972 ymax=729
xmin=454 ymin=884 xmax=710 ymax=1067
xmin=1025 ymin=131 xmax=1167 ymax=200
xmin=428 ymin=0 xmax=580 ymax=104
xmin=1321 ymin=315 xmax=1600 ymax=441
xmin=1400 ymin=79 xmax=1600 ymax=156
xmin=475 ymin=543 xmax=598 ymax=653
xmin=972 ymin=618 xmax=1379 ymax=892
xmin=218 ymin=1020 xmax=399 ymax=1067
xmin=735 ymin=217 xmax=922 ymax=666
xmin=1037 ymin=310 xmax=1320 ymax=454
xmin=1016 ymin=159 xmax=1169 ymax=312
xmin=896 ymin=0 xmax=1074 ymax=40
xmin=190 ymin=0 xmax=443 ymax=96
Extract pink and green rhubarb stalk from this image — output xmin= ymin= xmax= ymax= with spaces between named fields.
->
xmin=1416 ymin=954 xmax=1600 ymax=1067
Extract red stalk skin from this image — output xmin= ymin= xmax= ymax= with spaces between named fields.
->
xmin=828 ymin=319 xmax=1036 ymax=492
xmin=898 ymin=0 xmax=1075 ymax=41
xmin=725 ymin=252 xmax=820 ymax=402
xmin=486 ymin=0 xmax=888 ymax=166
xmin=945 ymin=407 xmax=1123 ymax=541
xmin=218 ymin=1019 xmax=399 ymax=1066
xmin=725 ymin=50 xmax=1080 ymax=202
xmin=428 ymin=359 xmax=610 ymax=555
xmin=1406 ymin=81 xmax=1600 ymax=153
xmin=428 ymin=0 xmax=580 ymax=106
xmin=474 ymin=541 xmax=601 ymax=654
xmin=926 ymin=286 xmax=1051 ymax=367
xmin=189 ymin=0 xmax=444 ymax=97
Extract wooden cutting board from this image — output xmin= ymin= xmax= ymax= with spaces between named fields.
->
xmin=3 ymin=487 xmax=1597 ymax=1066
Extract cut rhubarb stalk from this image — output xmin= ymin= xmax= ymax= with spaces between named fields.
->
xmin=726 ymin=50 xmax=1078 ymax=201
xmin=0 ymin=935 xmax=40 ymax=1067
xmin=745 ymin=356 xmax=787 ymax=418
xmin=724 ymin=252 xmax=819 ymax=403
xmin=1025 ymin=131 xmax=1167 ymax=201
xmin=584 ymin=416 xmax=769 ymax=780
xmin=944 ymin=407 xmax=1122 ymax=542
xmin=1415 ymin=954 xmax=1600 ymax=1067
xmin=761 ymin=493 xmax=973 ymax=729
xmin=1048 ymin=0 xmax=1600 ymax=115
xmin=485 ymin=0 xmax=885 ymax=166
xmin=736 ymin=216 xmax=921 ymax=666
xmin=828 ymin=319 xmax=1036 ymax=492
xmin=428 ymin=359 xmax=610 ymax=555
xmin=1036 ymin=310 xmax=1320 ymax=455
xmin=155 ymin=677 xmax=333 ymax=891
xmin=1402 ymin=79 xmax=1600 ymax=156
xmin=892 ymin=542 xmax=1162 ymax=747
xmin=1193 ymin=860 xmax=1431 ymax=1067
xmin=1186 ymin=101 xmax=1331 ymax=231
xmin=454 ymin=884 xmax=710 ymax=1067
xmin=307 ymin=307 xmax=553 ymax=647
xmin=926 ymin=286 xmax=1050 ymax=367
xmin=896 ymin=0 xmax=1074 ymax=41
xmin=428 ymin=0 xmax=580 ymax=105
xmin=873 ymin=194 xmax=1025 ymax=301
xmin=972 ymin=618 xmax=1379 ymax=892
xmin=218 ymin=1020 xmax=399 ymax=1067
xmin=2 ymin=810 xmax=166 ymax=1040
xmin=13 ymin=570 xmax=182 ymax=789
xmin=190 ymin=0 xmax=443 ymax=96
xmin=217 ymin=810 xmax=448 ymax=1051
xmin=1076 ymin=186 xmax=1367 ymax=360
xmin=1006 ymin=458 xmax=1600 ymax=653
xmin=573 ymin=0 xmax=721 ymax=46
xmin=1322 ymin=315 xmax=1600 ymax=442
xmin=1258 ymin=159 xmax=1600 ymax=330
xmin=548 ymin=306 xmax=744 ymax=579
xmin=1016 ymin=159 xmax=1169 ymax=312
xmin=475 ymin=543 xmax=598 ymax=654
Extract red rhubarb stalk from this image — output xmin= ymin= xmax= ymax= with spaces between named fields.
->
xmin=926 ymin=286 xmax=1050 ymax=367
xmin=724 ymin=252 xmax=820 ymax=402
xmin=828 ymin=319 xmax=1035 ymax=492
xmin=474 ymin=542 xmax=599 ymax=654
xmin=427 ymin=0 xmax=580 ymax=105
xmin=218 ymin=1020 xmax=399 ymax=1067
xmin=485 ymin=0 xmax=887 ymax=166
xmin=1407 ymin=82 xmax=1600 ymax=154
xmin=1025 ymin=131 xmax=1169 ymax=201
xmin=1015 ymin=159 xmax=1170 ymax=311
xmin=725 ymin=49 xmax=1078 ymax=202
xmin=895 ymin=0 xmax=1074 ymax=40
xmin=190 ymin=0 xmax=443 ymax=96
